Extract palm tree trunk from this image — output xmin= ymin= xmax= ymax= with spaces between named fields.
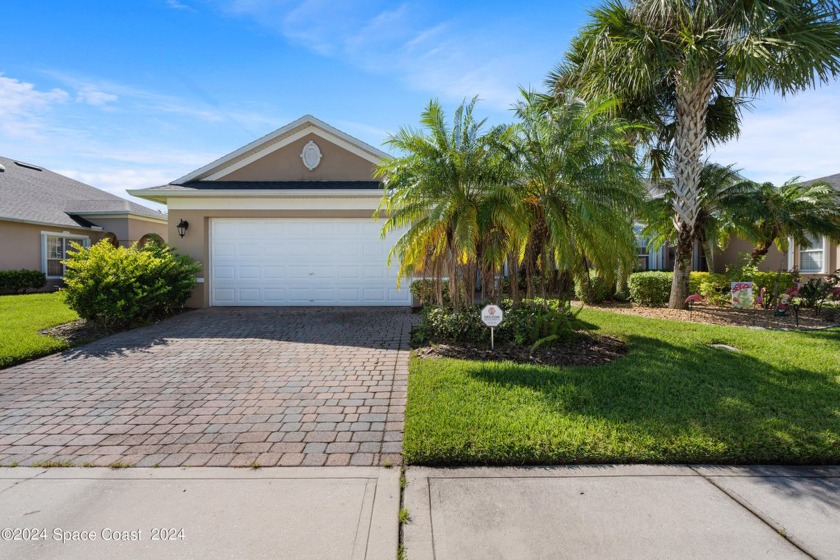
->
xmin=434 ymin=259 xmax=444 ymax=307
xmin=749 ymin=242 xmax=771 ymax=268
xmin=668 ymin=70 xmax=715 ymax=308
xmin=508 ymin=253 xmax=521 ymax=305
xmin=702 ymin=240 xmax=715 ymax=273
xmin=447 ymin=230 xmax=459 ymax=310
xmin=669 ymin=225 xmax=694 ymax=309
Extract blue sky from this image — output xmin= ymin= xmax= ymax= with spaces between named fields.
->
xmin=2 ymin=0 xmax=838 ymax=211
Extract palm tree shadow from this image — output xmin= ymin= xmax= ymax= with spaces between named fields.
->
xmin=464 ymin=333 xmax=840 ymax=469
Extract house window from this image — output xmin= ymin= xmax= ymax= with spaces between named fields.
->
xmin=799 ymin=234 xmax=825 ymax=273
xmin=636 ymin=245 xmax=650 ymax=271
xmin=633 ymin=224 xmax=650 ymax=271
xmin=42 ymin=233 xmax=89 ymax=278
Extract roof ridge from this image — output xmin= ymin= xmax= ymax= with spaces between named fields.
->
xmin=171 ymin=115 xmax=389 ymax=185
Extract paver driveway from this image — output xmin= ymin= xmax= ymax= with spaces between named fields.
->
xmin=0 ymin=307 xmax=415 ymax=468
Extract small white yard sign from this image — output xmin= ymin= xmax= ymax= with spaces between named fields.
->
xmin=481 ymin=304 xmax=504 ymax=349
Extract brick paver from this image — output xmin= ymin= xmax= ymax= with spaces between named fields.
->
xmin=0 ymin=307 xmax=415 ymax=467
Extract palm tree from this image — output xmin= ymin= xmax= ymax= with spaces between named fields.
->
xmin=375 ymin=98 xmax=515 ymax=309
xmin=551 ymin=0 xmax=840 ymax=307
xmin=512 ymin=91 xmax=646 ymax=299
xmin=643 ymin=163 xmax=754 ymax=272
xmin=733 ymin=179 xmax=840 ymax=267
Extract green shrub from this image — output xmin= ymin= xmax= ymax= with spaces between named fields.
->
xmin=497 ymin=299 xmax=577 ymax=346
xmin=688 ymin=272 xmax=708 ymax=296
xmin=749 ymin=272 xmax=795 ymax=297
xmin=696 ymin=268 xmax=796 ymax=307
xmin=410 ymin=279 xmax=451 ymax=307
xmin=698 ymin=273 xmax=729 ymax=305
xmin=413 ymin=298 xmax=576 ymax=347
xmin=797 ymin=278 xmax=833 ymax=309
xmin=0 ymin=269 xmax=47 ymax=294
xmin=627 ymin=271 xmax=672 ymax=306
xmin=62 ymin=240 xmax=200 ymax=330
xmin=574 ymin=271 xmax=614 ymax=304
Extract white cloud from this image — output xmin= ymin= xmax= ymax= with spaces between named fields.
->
xmin=0 ymin=74 xmax=69 ymax=139
xmin=0 ymin=70 xmax=280 ymax=210
xmin=42 ymin=70 xmax=284 ymax=130
xmin=709 ymin=86 xmax=840 ymax=183
xmin=56 ymin=167 xmax=175 ymax=211
xmin=165 ymin=0 xmax=192 ymax=10
xmin=75 ymin=85 xmax=118 ymax=106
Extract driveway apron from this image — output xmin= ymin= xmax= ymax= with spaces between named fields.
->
xmin=0 ymin=307 xmax=415 ymax=468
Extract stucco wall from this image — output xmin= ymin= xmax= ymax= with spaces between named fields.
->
xmin=715 ymin=236 xmax=838 ymax=276
xmin=127 ymin=216 xmax=168 ymax=245
xmin=220 ymin=133 xmax=377 ymax=182
xmin=0 ymin=221 xmax=108 ymax=289
xmin=167 ymin=209 xmax=379 ymax=308
xmin=0 ymin=221 xmax=105 ymax=271
xmin=714 ymin=237 xmax=787 ymax=273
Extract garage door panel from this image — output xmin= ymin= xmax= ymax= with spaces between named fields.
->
xmin=210 ymin=218 xmax=410 ymax=306
xmin=214 ymin=266 xmax=236 ymax=279
xmin=238 ymin=266 xmax=261 ymax=279
xmin=362 ymin=287 xmax=384 ymax=300
xmin=214 ymin=242 xmax=237 ymax=258
xmin=264 ymin=288 xmax=286 ymax=302
xmin=213 ymin=287 xmax=235 ymax=304
xmin=337 ymin=288 xmax=360 ymax=300
xmin=338 ymin=265 xmax=359 ymax=278
xmin=363 ymin=265 xmax=384 ymax=279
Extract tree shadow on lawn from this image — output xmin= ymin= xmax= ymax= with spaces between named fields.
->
xmin=462 ymin=332 xmax=840 ymax=468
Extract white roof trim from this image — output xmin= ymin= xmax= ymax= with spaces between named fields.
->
xmin=128 ymin=188 xmax=382 ymax=201
xmin=173 ymin=115 xmax=390 ymax=184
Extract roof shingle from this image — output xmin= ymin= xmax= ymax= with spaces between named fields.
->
xmin=0 ymin=156 xmax=165 ymax=228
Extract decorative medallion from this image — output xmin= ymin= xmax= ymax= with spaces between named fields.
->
xmin=300 ymin=140 xmax=323 ymax=171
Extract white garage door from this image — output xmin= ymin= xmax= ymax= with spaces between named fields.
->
xmin=210 ymin=218 xmax=410 ymax=306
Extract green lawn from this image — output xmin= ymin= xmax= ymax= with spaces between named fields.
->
xmin=0 ymin=293 xmax=79 ymax=368
xmin=405 ymin=308 xmax=840 ymax=465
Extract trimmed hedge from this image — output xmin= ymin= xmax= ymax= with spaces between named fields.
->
xmin=0 ymin=269 xmax=47 ymax=294
xmin=628 ymin=270 xmax=797 ymax=307
xmin=62 ymin=240 xmax=200 ymax=330
xmin=627 ymin=271 xmax=672 ymax=306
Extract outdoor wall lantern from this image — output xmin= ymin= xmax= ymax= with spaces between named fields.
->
xmin=177 ymin=219 xmax=189 ymax=238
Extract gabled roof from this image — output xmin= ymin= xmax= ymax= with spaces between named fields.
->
xmin=0 ymin=156 xmax=166 ymax=229
xmin=172 ymin=114 xmax=389 ymax=184
xmin=807 ymin=172 xmax=840 ymax=191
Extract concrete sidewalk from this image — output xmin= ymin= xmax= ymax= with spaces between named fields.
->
xmin=0 ymin=466 xmax=399 ymax=560
xmin=404 ymin=465 xmax=840 ymax=560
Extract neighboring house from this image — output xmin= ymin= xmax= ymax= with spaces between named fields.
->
xmin=636 ymin=173 xmax=840 ymax=277
xmin=0 ymin=156 xmax=168 ymax=287
xmin=791 ymin=172 xmax=840 ymax=276
xmin=129 ymin=115 xmax=410 ymax=308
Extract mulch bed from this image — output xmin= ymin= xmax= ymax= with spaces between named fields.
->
xmin=40 ymin=320 xmax=110 ymax=345
xmin=415 ymin=333 xmax=627 ymax=367
xmin=580 ymin=302 xmax=839 ymax=330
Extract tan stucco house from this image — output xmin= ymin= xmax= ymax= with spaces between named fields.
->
xmin=0 ymin=156 xmax=168 ymax=288
xmin=637 ymin=172 xmax=840 ymax=277
xmin=130 ymin=115 xmax=410 ymax=308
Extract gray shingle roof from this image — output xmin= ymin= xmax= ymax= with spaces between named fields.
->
xmin=0 ymin=156 xmax=166 ymax=228
xmin=145 ymin=180 xmax=382 ymax=192
xmin=807 ymin=172 xmax=840 ymax=191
